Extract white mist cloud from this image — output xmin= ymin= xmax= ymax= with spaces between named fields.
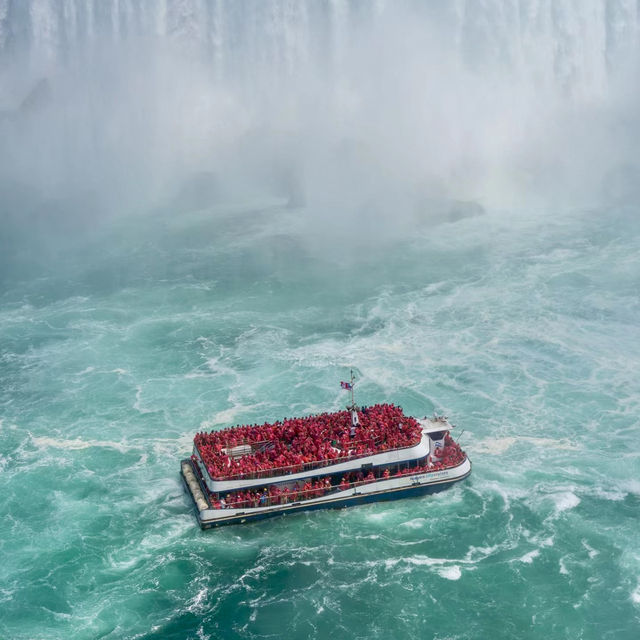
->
xmin=0 ymin=0 xmax=639 ymax=231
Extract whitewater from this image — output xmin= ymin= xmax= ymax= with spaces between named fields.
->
xmin=1 ymin=2 xmax=639 ymax=639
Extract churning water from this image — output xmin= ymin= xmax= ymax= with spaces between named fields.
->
xmin=1 ymin=2 xmax=639 ymax=639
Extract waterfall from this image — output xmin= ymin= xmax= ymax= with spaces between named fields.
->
xmin=0 ymin=0 xmax=638 ymax=98
xmin=1 ymin=1 xmax=639 ymax=211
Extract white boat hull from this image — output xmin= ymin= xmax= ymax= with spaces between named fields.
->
xmin=182 ymin=457 xmax=472 ymax=529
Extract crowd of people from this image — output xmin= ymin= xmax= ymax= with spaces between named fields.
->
xmin=194 ymin=403 xmax=423 ymax=480
xmin=210 ymin=476 xmax=336 ymax=509
xmin=209 ymin=437 xmax=466 ymax=509
xmin=437 ymin=433 xmax=465 ymax=467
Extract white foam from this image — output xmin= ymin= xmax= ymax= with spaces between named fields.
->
xmin=476 ymin=480 xmax=530 ymax=513
xmin=620 ymin=479 xmax=640 ymax=496
xmin=186 ymin=587 xmax=208 ymax=613
xmin=559 ymin=558 xmax=569 ymax=575
xmin=399 ymin=518 xmax=427 ymax=529
xmin=199 ymin=400 xmax=268 ymax=430
xmin=553 ymin=492 xmax=581 ymax=513
xmin=631 ymin=585 xmax=640 ymax=605
xmin=365 ymin=512 xmax=389 ymax=522
xmin=353 ymin=534 xmax=381 ymax=541
xmin=394 ymin=556 xmax=464 ymax=578
xmin=471 ymin=437 xmax=516 ymax=455
xmin=0 ymin=587 xmax=15 ymax=604
xmin=581 ymin=540 xmax=599 ymax=559
xmin=76 ymin=366 xmax=95 ymax=376
xmin=437 ymin=565 xmax=462 ymax=580
xmin=202 ymin=407 xmax=242 ymax=427
xmin=133 ymin=385 xmax=154 ymax=414
xmin=108 ymin=554 xmax=142 ymax=571
xmin=539 ymin=536 xmax=555 ymax=548
xmin=424 ymin=281 xmax=448 ymax=295
xmin=519 ymin=550 xmax=540 ymax=564
xmin=463 ymin=545 xmax=503 ymax=563
xmin=385 ymin=542 xmax=512 ymax=574
xmin=31 ymin=435 xmax=133 ymax=453
xmin=205 ymin=355 xmax=239 ymax=379
xmin=589 ymin=487 xmax=626 ymax=502
xmin=471 ymin=435 xmax=580 ymax=455
xmin=404 ymin=555 xmax=447 ymax=567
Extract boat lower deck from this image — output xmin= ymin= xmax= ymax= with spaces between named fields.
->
xmin=181 ymin=457 xmax=472 ymax=529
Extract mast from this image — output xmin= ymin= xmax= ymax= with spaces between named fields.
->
xmin=343 ymin=369 xmax=359 ymax=427
xmin=350 ymin=368 xmax=355 ymax=408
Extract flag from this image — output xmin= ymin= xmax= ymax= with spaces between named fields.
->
xmin=341 ymin=381 xmax=352 ymax=390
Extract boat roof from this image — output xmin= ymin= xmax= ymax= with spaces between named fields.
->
xmin=418 ymin=416 xmax=454 ymax=434
xmin=194 ymin=403 xmax=424 ymax=483
xmin=197 ymin=433 xmax=433 ymax=492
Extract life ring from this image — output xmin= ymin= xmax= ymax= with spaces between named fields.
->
xmin=434 ymin=448 xmax=443 ymax=458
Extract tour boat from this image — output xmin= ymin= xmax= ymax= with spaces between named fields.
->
xmin=181 ymin=376 xmax=471 ymax=529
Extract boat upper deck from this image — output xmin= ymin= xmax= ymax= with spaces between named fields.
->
xmin=194 ymin=403 xmax=422 ymax=482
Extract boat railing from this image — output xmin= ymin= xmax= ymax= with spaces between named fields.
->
xmin=214 ymin=455 xmax=467 ymax=509
xmin=205 ymin=435 xmax=424 ymax=482
xmin=217 ymin=476 xmax=372 ymax=509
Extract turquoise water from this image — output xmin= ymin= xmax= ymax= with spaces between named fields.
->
xmin=1 ymin=201 xmax=638 ymax=639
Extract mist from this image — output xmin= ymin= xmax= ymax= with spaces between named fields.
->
xmin=1 ymin=0 xmax=640 ymax=257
